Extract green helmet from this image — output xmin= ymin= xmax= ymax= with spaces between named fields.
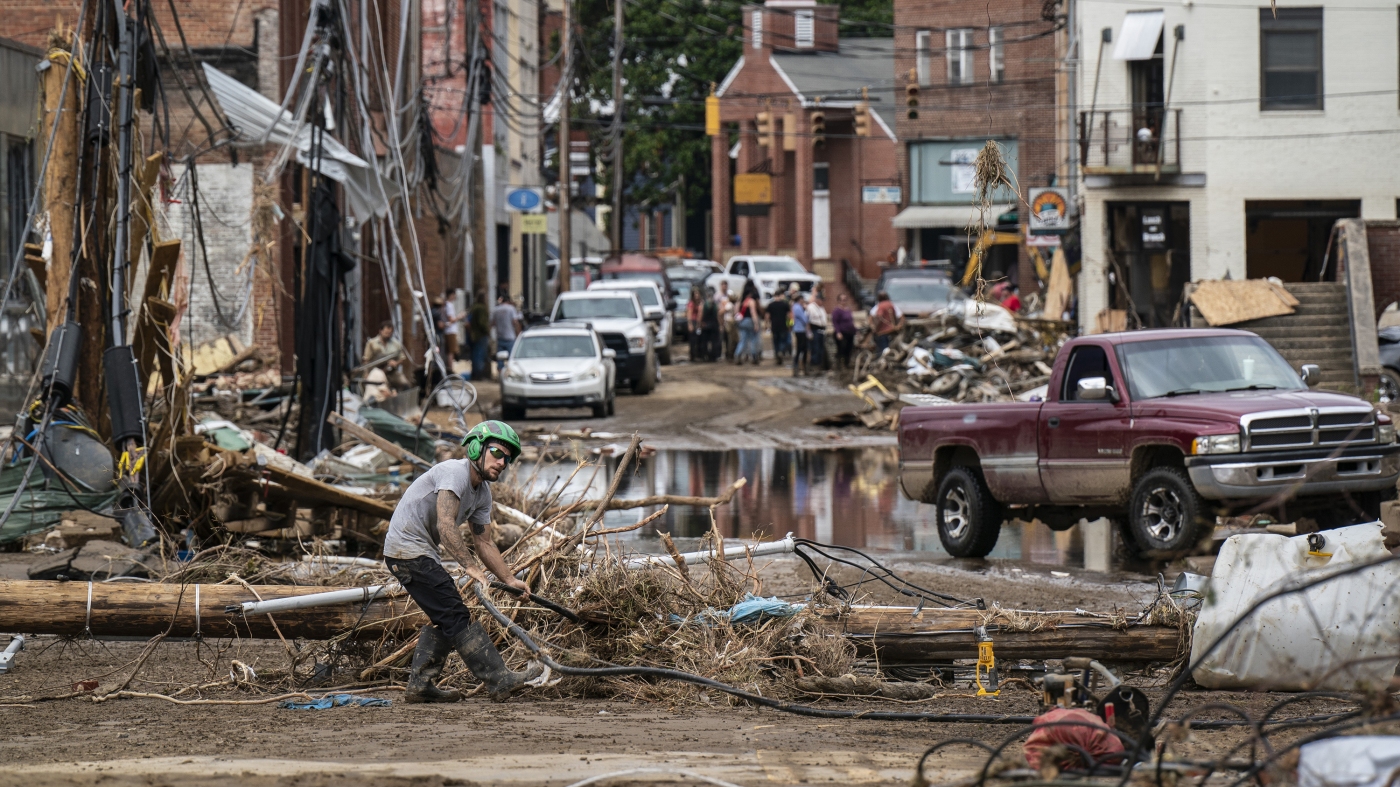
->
xmin=463 ymin=420 xmax=522 ymax=461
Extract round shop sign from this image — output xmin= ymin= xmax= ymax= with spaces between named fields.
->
xmin=1028 ymin=188 xmax=1069 ymax=232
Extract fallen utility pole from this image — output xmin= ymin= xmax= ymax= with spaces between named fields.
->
xmin=0 ymin=580 xmax=423 ymax=640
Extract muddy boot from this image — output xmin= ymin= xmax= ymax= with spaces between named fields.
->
xmin=404 ymin=625 xmax=464 ymax=703
xmin=453 ymin=622 xmax=543 ymax=701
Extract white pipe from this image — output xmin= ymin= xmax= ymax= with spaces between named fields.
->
xmin=623 ymin=534 xmax=796 ymax=570
xmin=300 ymin=555 xmax=383 ymax=568
xmin=0 ymin=634 xmax=24 ymax=673
xmin=494 ymin=502 xmax=577 ymax=545
xmin=227 ymin=584 xmax=397 ymax=616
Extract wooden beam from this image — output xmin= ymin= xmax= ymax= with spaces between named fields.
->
xmin=0 ymin=580 xmax=423 ymax=640
xmin=40 ymin=34 xmax=80 ymax=335
xmin=327 ymin=410 xmax=431 ymax=468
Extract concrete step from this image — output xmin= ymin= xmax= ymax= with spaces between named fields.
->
xmin=1282 ymin=282 xmax=1346 ymax=293
xmin=1266 ymin=339 xmax=1356 ymax=354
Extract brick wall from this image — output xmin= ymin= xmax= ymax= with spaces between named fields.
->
xmin=162 ymin=162 xmax=257 ymax=349
xmin=1368 ymin=221 xmax=1400 ymax=318
xmin=1 ymin=1 xmax=275 ymax=49
xmin=893 ymin=0 xmax=1060 ymax=291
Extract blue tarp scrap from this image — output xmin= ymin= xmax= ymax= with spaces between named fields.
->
xmin=278 ymin=694 xmax=392 ymax=710
xmin=672 ymin=593 xmax=806 ymax=626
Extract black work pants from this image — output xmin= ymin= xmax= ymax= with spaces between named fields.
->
xmin=385 ymin=556 xmax=473 ymax=639
xmin=793 ymin=333 xmax=809 ymax=370
xmin=836 ymin=332 xmax=854 ymax=368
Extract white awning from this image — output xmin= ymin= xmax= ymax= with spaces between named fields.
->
xmin=1113 ymin=10 xmax=1164 ymax=60
xmin=891 ymin=204 xmax=1014 ymax=229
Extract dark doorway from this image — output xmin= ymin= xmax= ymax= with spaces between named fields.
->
xmin=1107 ymin=201 xmax=1191 ymax=328
xmin=495 ymin=223 xmax=510 ymax=298
xmin=1129 ymin=35 xmax=1165 ymax=166
xmin=1245 ymin=200 xmax=1359 ymax=282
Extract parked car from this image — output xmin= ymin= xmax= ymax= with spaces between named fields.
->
xmin=543 ymin=257 xmax=604 ymax=301
xmin=876 ymin=267 xmax=966 ymax=318
xmin=587 ymin=279 xmax=674 ymax=365
xmin=548 ymin=290 xmax=657 ymax=394
xmin=598 ymin=254 xmax=675 ymax=302
xmin=1377 ymin=326 xmax=1400 ymax=403
xmin=705 ymin=255 xmax=822 ymax=306
xmin=498 ymin=324 xmax=617 ymax=420
xmin=898 ymin=328 xmax=1399 ymax=558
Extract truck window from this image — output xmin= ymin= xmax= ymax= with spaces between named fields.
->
xmin=732 ymin=260 xmax=749 ymax=276
xmin=1061 ymin=345 xmax=1114 ymax=401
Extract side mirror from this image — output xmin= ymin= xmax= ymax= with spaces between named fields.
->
xmin=602 ymin=349 xmax=617 ymax=359
xmin=1300 ymin=364 xmax=1321 ymax=387
xmin=496 ymin=351 xmax=509 ymax=362
xmin=644 ymin=312 xmax=663 ymax=323
xmin=1077 ymin=376 xmax=1116 ymax=401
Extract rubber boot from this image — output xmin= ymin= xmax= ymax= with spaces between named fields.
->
xmin=404 ymin=625 xmax=464 ymax=704
xmin=453 ymin=622 xmax=544 ymax=701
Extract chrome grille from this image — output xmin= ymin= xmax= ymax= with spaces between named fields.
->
xmin=1242 ymin=407 xmax=1377 ymax=451
xmin=528 ymin=372 xmax=572 ymax=384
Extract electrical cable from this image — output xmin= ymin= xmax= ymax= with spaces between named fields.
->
xmin=792 ymin=538 xmax=981 ymax=609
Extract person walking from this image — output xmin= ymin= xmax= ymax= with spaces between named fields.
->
xmin=735 ymin=282 xmax=762 ymax=364
xmin=832 ymin=293 xmax=856 ymax=371
xmin=685 ymin=286 xmax=706 ymax=361
xmin=723 ymin=293 xmax=739 ymax=362
xmin=714 ymin=281 xmax=733 ymax=360
xmin=383 ymin=420 xmax=543 ymax=703
xmin=491 ymin=294 xmax=523 ymax=373
xmin=699 ymin=286 xmax=721 ymax=361
xmin=870 ymin=290 xmax=903 ymax=355
xmin=1000 ymin=283 xmax=1022 ymax=313
xmin=468 ymin=291 xmax=493 ymax=380
xmin=791 ymin=291 xmax=810 ymax=376
xmin=806 ymin=292 xmax=830 ymax=372
xmin=765 ymin=289 xmax=791 ymax=363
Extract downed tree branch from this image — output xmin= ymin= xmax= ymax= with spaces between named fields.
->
xmin=549 ymin=477 xmax=748 ymax=516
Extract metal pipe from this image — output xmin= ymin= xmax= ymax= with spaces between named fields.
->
xmin=0 ymin=634 xmax=24 ymax=673
xmin=623 ymin=534 xmax=796 ymax=570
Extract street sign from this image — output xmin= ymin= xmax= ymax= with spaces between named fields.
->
xmin=862 ymin=186 xmax=901 ymax=204
xmin=521 ymin=214 xmax=547 ymax=234
xmin=506 ymin=187 xmax=543 ymax=213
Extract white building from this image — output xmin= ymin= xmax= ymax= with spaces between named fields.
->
xmin=1075 ymin=0 xmax=1400 ymax=329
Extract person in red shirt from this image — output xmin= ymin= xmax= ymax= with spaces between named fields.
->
xmin=871 ymin=291 xmax=903 ymax=354
xmin=1000 ymin=283 xmax=1022 ymax=313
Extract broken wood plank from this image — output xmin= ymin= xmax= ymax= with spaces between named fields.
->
xmin=0 ymin=580 xmax=423 ymax=640
xmin=327 ymin=410 xmax=431 ymax=468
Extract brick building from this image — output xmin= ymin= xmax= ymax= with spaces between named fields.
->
xmin=710 ymin=1 xmax=900 ymax=283
xmin=891 ymin=0 xmax=1061 ymax=290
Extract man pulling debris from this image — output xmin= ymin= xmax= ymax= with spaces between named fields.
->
xmin=383 ymin=420 xmax=542 ymax=702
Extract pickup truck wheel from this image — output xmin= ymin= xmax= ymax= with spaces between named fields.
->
xmin=1128 ymin=467 xmax=1207 ymax=557
xmin=935 ymin=467 xmax=1003 ymax=558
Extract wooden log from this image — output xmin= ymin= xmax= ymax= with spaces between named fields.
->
xmin=826 ymin=607 xmax=1184 ymax=663
xmin=0 ymin=580 xmax=423 ymax=640
xmin=546 ymin=478 xmax=748 ymax=516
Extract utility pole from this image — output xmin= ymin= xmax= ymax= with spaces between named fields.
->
xmin=557 ymin=0 xmax=572 ymax=292
xmin=609 ymin=0 xmax=623 ymax=256
xmin=469 ymin=2 xmax=490 ymax=307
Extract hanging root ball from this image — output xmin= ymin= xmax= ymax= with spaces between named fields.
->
xmin=973 ymin=140 xmax=1015 ymax=209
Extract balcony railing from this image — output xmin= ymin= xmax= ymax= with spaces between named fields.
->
xmin=1079 ymin=108 xmax=1182 ymax=175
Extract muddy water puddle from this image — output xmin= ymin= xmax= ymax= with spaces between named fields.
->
xmin=514 ymin=446 xmax=1108 ymax=569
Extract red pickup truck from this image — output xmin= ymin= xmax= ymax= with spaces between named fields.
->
xmin=898 ymin=329 xmax=1400 ymax=557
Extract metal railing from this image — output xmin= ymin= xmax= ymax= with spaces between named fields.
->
xmin=1078 ymin=108 xmax=1183 ymax=174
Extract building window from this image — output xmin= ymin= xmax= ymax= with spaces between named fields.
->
xmin=813 ymin=162 xmax=829 ymax=192
xmin=989 ymin=27 xmax=1005 ymax=83
xmin=1260 ymin=7 xmax=1323 ymax=110
xmin=751 ymin=10 xmax=763 ymax=49
xmin=915 ymin=30 xmax=932 ymax=84
xmin=795 ymin=10 xmax=814 ymax=48
xmin=946 ymin=29 xmax=973 ymax=85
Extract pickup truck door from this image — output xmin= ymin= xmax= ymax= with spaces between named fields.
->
xmin=1039 ymin=344 xmax=1133 ymax=503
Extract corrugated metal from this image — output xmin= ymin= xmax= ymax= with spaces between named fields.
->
xmin=0 ymin=38 xmax=41 ymax=139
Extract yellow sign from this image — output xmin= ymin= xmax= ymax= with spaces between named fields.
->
xmin=705 ymin=95 xmax=720 ymax=136
xmin=521 ymin=214 xmax=547 ymax=234
xmin=733 ymin=173 xmax=772 ymax=205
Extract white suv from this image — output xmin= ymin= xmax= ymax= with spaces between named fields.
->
xmin=706 ymin=255 xmax=823 ymax=306
xmin=498 ymin=325 xmax=617 ymax=419
xmin=587 ymin=279 xmax=674 ymax=365
xmin=549 ymin=290 xmax=657 ymax=394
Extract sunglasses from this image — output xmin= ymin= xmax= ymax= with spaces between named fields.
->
xmin=486 ymin=443 xmax=515 ymax=464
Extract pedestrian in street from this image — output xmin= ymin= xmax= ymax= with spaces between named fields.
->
xmin=1000 ymin=283 xmax=1022 ymax=313
xmin=806 ymin=291 xmax=830 ymax=372
xmin=765 ymin=289 xmax=791 ymax=363
xmin=870 ymin=290 xmax=903 ymax=355
xmin=714 ymin=281 xmax=733 ymax=360
xmin=468 ymin=290 xmax=492 ymax=380
xmin=685 ymin=286 xmax=706 ymax=361
xmin=491 ymin=294 xmax=522 ymax=373
xmin=832 ymin=293 xmax=856 ymax=370
xmin=723 ymin=292 xmax=739 ymax=362
xmin=791 ymin=290 xmax=810 ymax=376
xmin=699 ymin=286 xmax=721 ymax=361
xmin=362 ymin=320 xmax=412 ymax=390
xmin=736 ymin=281 xmax=762 ymax=364
xmin=384 ymin=420 xmax=543 ymax=703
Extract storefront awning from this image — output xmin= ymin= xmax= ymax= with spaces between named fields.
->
xmin=1113 ymin=10 xmax=1164 ymax=60
xmin=891 ymin=204 xmax=1014 ymax=229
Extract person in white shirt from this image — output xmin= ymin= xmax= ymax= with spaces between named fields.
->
xmin=806 ymin=292 xmax=830 ymax=371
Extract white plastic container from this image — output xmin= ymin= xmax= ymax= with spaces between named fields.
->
xmin=1299 ymin=736 xmax=1400 ymax=787
xmin=1190 ymin=522 xmax=1400 ymax=691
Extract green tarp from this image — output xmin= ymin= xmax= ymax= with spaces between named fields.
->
xmin=0 ymin=458 xmax=117 ymax=544
xmin=359 ymin=407 xmax=440 ymax=459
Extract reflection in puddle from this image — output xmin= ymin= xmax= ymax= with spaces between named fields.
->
xmin=514 ymin=447 xmax=1088 ymax=567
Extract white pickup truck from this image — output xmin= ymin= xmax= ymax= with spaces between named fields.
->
xmin=705 ymin=255 xmax=823 ymax=306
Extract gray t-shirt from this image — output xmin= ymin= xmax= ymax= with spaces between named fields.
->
xmin=491 ymin=304 xmax=520 ymax=341
xmin=383 ymin=460 xmax=493 ymax=562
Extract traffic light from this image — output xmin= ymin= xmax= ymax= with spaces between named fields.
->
xmin=705 ymin=84 xmax=720 ymax=136
xmin=810 ymin=110 xmax=825 ymax=148
xmin=853 ymin=102 xmax=871 ymax=137
xmin=757 ymin=111 xmax=776 ymax=149
xmin=905 ymin=68 xmax=919 ymax=120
